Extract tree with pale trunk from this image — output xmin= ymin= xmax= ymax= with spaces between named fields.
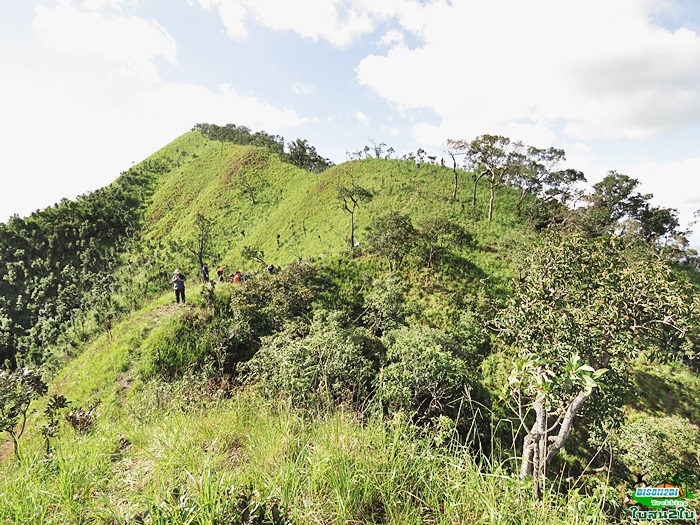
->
xmin=495 ymin=233 xmax=696 ymax=498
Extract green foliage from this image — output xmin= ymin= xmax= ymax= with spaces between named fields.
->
xmin=222 ymin=262 xmax=337 ymax=364
xmin=365 ymin=212 xmax=417 ymax=272
xmin=286 ymin=137 xmax=334 ymax=173
xmin=193 ymin=122 xmax=285 ymax=157
xmin=3 ymin=125 xmax=697 ymax=523
xmin=184 ymin=212 xmax=217 ymax=268
xmin=496 ymin=232 xmax=698 ymax=490
xmin=40 ymin=394 xmax=69 ymax=456
xmin=378 ymin=324 xmax=489 ymax=437
xmin=0 ymin=158 xmax=161 ymax=366
xmin=243 ymin=310 xmax=381 ymax=408
xmin=140 ymin=312 xmax=216 ymax=380
xmin=241 ymin=245 xmax=267 ymax=266
xmin=614 ymin=415 xmax=700 ymax=484
xmin=134 ymin=482 xmax=292 ymax=525
xmin=337 ymin=183 xmax=374 ymax=250
xmin=0 ymin=366 xmax=47 ymax=458
xmin=417 ymin=216 xmax=473 ymax=268
xmin=360 ymin=274 xmax=411 ymax=335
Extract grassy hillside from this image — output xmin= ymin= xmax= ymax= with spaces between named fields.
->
xmin=138 ymin=131 xmax=532 ymax=284
xmin=0 ymin=289 xmax=611 ymax=525
xmin=2 ymin=129 xmax=699 ymax=524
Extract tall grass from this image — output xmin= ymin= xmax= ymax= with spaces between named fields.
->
xmin=0 ymin=381 xmax=612 ymax=525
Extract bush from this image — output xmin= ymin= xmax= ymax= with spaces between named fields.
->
xmin=140 ymin=311 xmax=217 ymax=380
xmin=361 ymin=274 xmax=411 ymax=335
xmin=613 ymin=415 xmax=700 ymax=484
xmin=242 ymin=310 xmax=382 ymax=408
xmin=378 ymin=325 xmax=489 ymax=440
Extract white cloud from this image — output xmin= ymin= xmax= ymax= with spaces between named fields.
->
xmin=292 ymin=81 xmax=315 ymax=95
xmin=34 ymin=2 xmax=177 ymax=83
xmin=0 ymin=2 xmax=310 ymax=222
xmin=355 ymin=111 xmax=369 ymax=126
xmin=195 ymin=0 xmax=412 ymax=48
xmin=82 ymin=0 xmax=137 ymax=11
xmin=356 ymin=0 xmax=700 ymax=146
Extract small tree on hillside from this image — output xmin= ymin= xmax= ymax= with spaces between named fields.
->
xmin=337 ymin=184 xmax=373 ymax=253
xmin=509 ymin=146 xmax=566 ymax=210
xmin=443 ymin=142 xmax=464 ymax=201
xmin=186 ymin=213 xmax=217 ymax=269
xmin=446 ymin=138 xmax=485 ymax=208
xmin=418 ymin=217 xmax=473 ymax=268
xmin=365 ymin=212 xmax=417 ymax=272
xmin=0 ymin=366 xmax=48 ymax=459
xmin=495 ymin=233 xmax=696 ymax=498
xmin=287 ymin=138 xmax=334 ymax=173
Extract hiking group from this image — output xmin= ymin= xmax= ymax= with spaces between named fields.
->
xmin=171 ymin=263 xmax=277 ymax=303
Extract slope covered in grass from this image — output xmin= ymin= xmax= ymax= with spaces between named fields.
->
xmin=2 ymin=129 xmax=699 ymax=524
xmin=135 ymin=131 xmax=536 ymax=304
xmin=0 ymin=286 xmax=614 ymax=525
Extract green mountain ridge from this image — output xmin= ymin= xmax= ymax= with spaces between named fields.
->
xmin=137 ymin=131 xmax=528 ymax=292
xmin=1 ymin=128 xmax=699 ymax=524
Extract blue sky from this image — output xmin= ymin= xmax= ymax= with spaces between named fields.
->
xmin=2 ymin=0 xmax=700 ymax=248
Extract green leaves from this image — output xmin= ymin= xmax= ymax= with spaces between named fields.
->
xmin=498 ymin=233 xmax=697 ymax=480
xmin=0 ymin=366 xmax=48 ymax=458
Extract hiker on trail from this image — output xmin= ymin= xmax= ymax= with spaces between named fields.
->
xmin=216 ymin=265 xmax=227 ymax=282
xmin=172 ymin=269 xmax=186 ymax=303
xmin=233 ymin=271 xmax=242 ymax=283
xmin=266 ymin=264 xmax=276 ymax=274
xmin=201 ymin=263 xmax=209 ymax=283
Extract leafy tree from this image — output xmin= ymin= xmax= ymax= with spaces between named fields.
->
xmin=509 ymin=146 xmax=566 ymax=210
xmin=186 ymin=213 xmax=216 ymax=269
xmin=636 ymin=204 xmax=680 ymax=244
xmin=0 ymin=366 xmax=47 ymax=459
xmin=378 ymin=324 xmax=489 ymax=439
xmin=613 ymin=415 xmax=700 ymax=485
xmin=584 ymin=171 xmax=649 ymax=235
xmin=243 ymin=310 xmax=381 ymax=408
xmin=337 ymin=184 xmax=373 ymax=253
xmin=495 ymin=233 xmax=696 ymax=497
xmin=239 ymin=171 xmax=257 ymax=204
xmin=358 ymin=274 xmax=410 ymax=335
xmin=541 ymin=168 xmax=586 ymax=206
xmin=578 ymin=171 xmax=681 ymax=244
xmin=193 ymin=123 xmax=285 ymax=157
xmin=286 ymin=138 xmax=334 ymax=173
xmin=457 ymin=135 xmax=522 ymax=220
xmin=366 ymin=138 xmax=394 ymax=159
xmin=241 ymin=245 xmax=267 ymax=267
xmin=365 ymin=212 xmax=417 ymax=272
xmin=417 ymin=217 xmax=472 ymax=268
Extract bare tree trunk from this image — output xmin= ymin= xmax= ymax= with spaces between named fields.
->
xmin=546 ymin=389 xmax=590 ymax=463
xmin=488 ymin=181 xmax=496 ymax=221
xmin=350 ymin=210 xmax=355 ymax=253
xmin=520 ymin=433 xmax=534 ymax=478
xmin=452 ymin=158 xmax=458 ymax=201
xmin=519 ymin=388 xmax=592 ymax=499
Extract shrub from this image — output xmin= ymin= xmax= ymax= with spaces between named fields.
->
xmin=242 ymin=310 xmax=382 ymax=408
xmin=613 ymin=415 xmax=700 ymax=484
xmin=140 ymin=311 xmax=216 ymax=379
xmin=361 ymin=274 xmax=411 ymax=335
xmin=378 ymin=325 xmax=489 ymax=439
